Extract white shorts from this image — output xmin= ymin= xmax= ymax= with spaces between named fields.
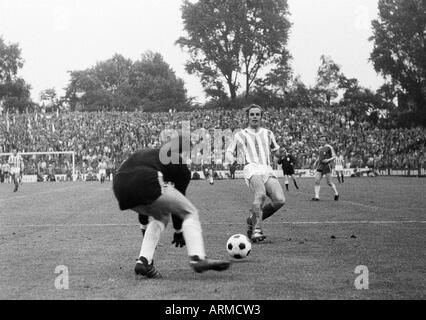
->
xmin=335 ymin=165 xmax=343 ymax=172
xmin=10 ymin=167 xmax=21 ymax=175
xmin=99 ymin=169 xmax=106 ymax=176
xmin=243 ymin=163 xmax=277 ymax=187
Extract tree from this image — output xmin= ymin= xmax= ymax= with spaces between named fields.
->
xmin=65 ymin=52 xmax=188 ymax=111
xmin=0 ymin=36 xmax=33 ymax=113
xmin=370 ymin=0 xmax=426 ymax=124
xmin=177 ymin=0 xmax=291 ymax=101
xmin=0 ymin=77 xmax=32 ymax=113
xmin=315 ymin=55 xmax=343 ymax=105
xmin=255 ymin=52 xmax=293 ymax=98
xmin=284 ymin=76 xmax=325 ymax=109
xmin=39 ymin=88 xmax=59 ymax=112
xmin=0 ymin=36 xmax=23 ymax=83
xmin=130 ymin=51 xmax=188 ymax=112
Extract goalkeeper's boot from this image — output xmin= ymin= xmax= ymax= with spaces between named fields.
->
xmin=251 ymin=228 xmax=266 ymax=243
xmin=190 ymin=255 xmax=230 ymax=273
xmin=134 ymin=256 xmax=162 ymax=279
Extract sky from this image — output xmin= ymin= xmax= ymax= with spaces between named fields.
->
xmin=0 ymin=0 xmax=384 ymax=103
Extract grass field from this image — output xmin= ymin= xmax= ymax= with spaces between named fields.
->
xmin=0 ymin=177 xmax=425 ymax=300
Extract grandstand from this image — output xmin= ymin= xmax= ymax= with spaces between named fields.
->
xmin=1 ymin=107 xmax=425 ymax=182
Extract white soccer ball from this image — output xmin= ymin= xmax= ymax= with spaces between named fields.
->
xmin=226 ymin=234 xmax=251 ymax=259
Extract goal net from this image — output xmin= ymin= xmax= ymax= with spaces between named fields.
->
xmin=0 ymin=151 xmax=75 ymax=183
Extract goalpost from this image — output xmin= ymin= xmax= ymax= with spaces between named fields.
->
xmin=0 ymin=151 xmax=76 ymax=182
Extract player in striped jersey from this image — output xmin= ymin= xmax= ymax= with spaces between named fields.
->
xmin=97 ymin=157 xmax=108 ymax=183
xmin=312 ymin=136 xmax=339 ymax=201
xmin=226 ymin=104 xmax=285 ymax=242
xmin=334 ymin=151 xmax=345 ymax=184
xmin=8 ymin=148 xmax=24 ymax=192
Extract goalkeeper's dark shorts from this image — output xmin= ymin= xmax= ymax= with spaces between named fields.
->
xmin=113 ymin=166 xmax=163 ymax=210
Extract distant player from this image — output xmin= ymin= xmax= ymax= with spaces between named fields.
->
xmin=226 ymin=104 xmax=285 ymax=243
xmin=1 ymin=160 xmax=10 ymax=183
xmin=334 ymin=151 xmax=345 ymax=184
xmin=113 ymin=136 xmax=230 ymax=279
xmin=312 ymin=136 xmax=339 ymax=201
xmin=229 ymin=161 xmax=237 ymax=179
xmin=8 ymin=148 xmax=24 ymax=192
xmin=98 ymin=157 xmax=108 ymax=183
xmin=277 ymin=148 xmax=299 ymax=191
xmin=208 ymin=167 xmax=214 ymax=185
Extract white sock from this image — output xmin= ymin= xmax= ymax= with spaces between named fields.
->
xmin=182 ymin=215 xmax=206 ymax=259
xmin=315 ymin=185 xmax=320 ymax=198
xmin=331 ymin=183 xmax=338 ymax=195
xmin=139 ymin=220 xmax=165 ymax=264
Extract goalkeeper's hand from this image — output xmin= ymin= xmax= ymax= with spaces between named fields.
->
xmin=172 ymin=231 xmax=186 ymax=248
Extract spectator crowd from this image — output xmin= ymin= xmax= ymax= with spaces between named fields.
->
xmin=0 ymin=106 xmax=425 ymax=178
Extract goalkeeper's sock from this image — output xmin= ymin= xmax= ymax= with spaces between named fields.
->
xmin=138 ymin=220 xmax=164 ymax=264
xmin=182 ymin=215 xmax=206 ymax=260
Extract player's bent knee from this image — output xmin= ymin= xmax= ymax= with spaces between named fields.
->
xmin=150 ymin=218 xmax=166 ymax=232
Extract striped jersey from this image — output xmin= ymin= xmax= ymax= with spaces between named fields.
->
xmin=335 ymin=155 xmax=344 ymax=166
xmin=226 ymin=128 xmax=280 ymax=166
xmin=8 ymin=154 xmax=24 ymax=169
xmin=98 ymin=161 xmax=108 ymax=170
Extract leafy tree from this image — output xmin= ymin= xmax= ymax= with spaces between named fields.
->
xmin=285 ymin=76 xmax=325 ymax=109
xmin=0 ymin=36 xmax=33 ymax=113
xmin=177 ymin=0 xmax=291 ymax=101
xmin=315 ymin=55 xmax=342 ymax=105
xmin=370 ymin=0 xmax=426 ymax=124
xmin=39 ymin=88 xmax=60 ymax=112
xmin=130 ymin=51 xmax=188 ymax=112
xmin=0 ymin=36 xmax=23 ymax=83
xmin=255 ymin=52 xmax=293 ymax=99
xmin=65 ymin=52 xmax=188 ymax=111
xmin=0 ymin=77 xmax=32 ymax=113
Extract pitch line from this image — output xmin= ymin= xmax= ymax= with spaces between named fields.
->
xmin=1 ymin=220 xmax=425 ymax=229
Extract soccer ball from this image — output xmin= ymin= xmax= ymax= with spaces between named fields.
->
xmin=226 ymin=234 xmax=251 ymax=259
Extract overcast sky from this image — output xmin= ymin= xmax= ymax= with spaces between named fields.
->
xmin=0 ymin=0 xmax=383 ymax=103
